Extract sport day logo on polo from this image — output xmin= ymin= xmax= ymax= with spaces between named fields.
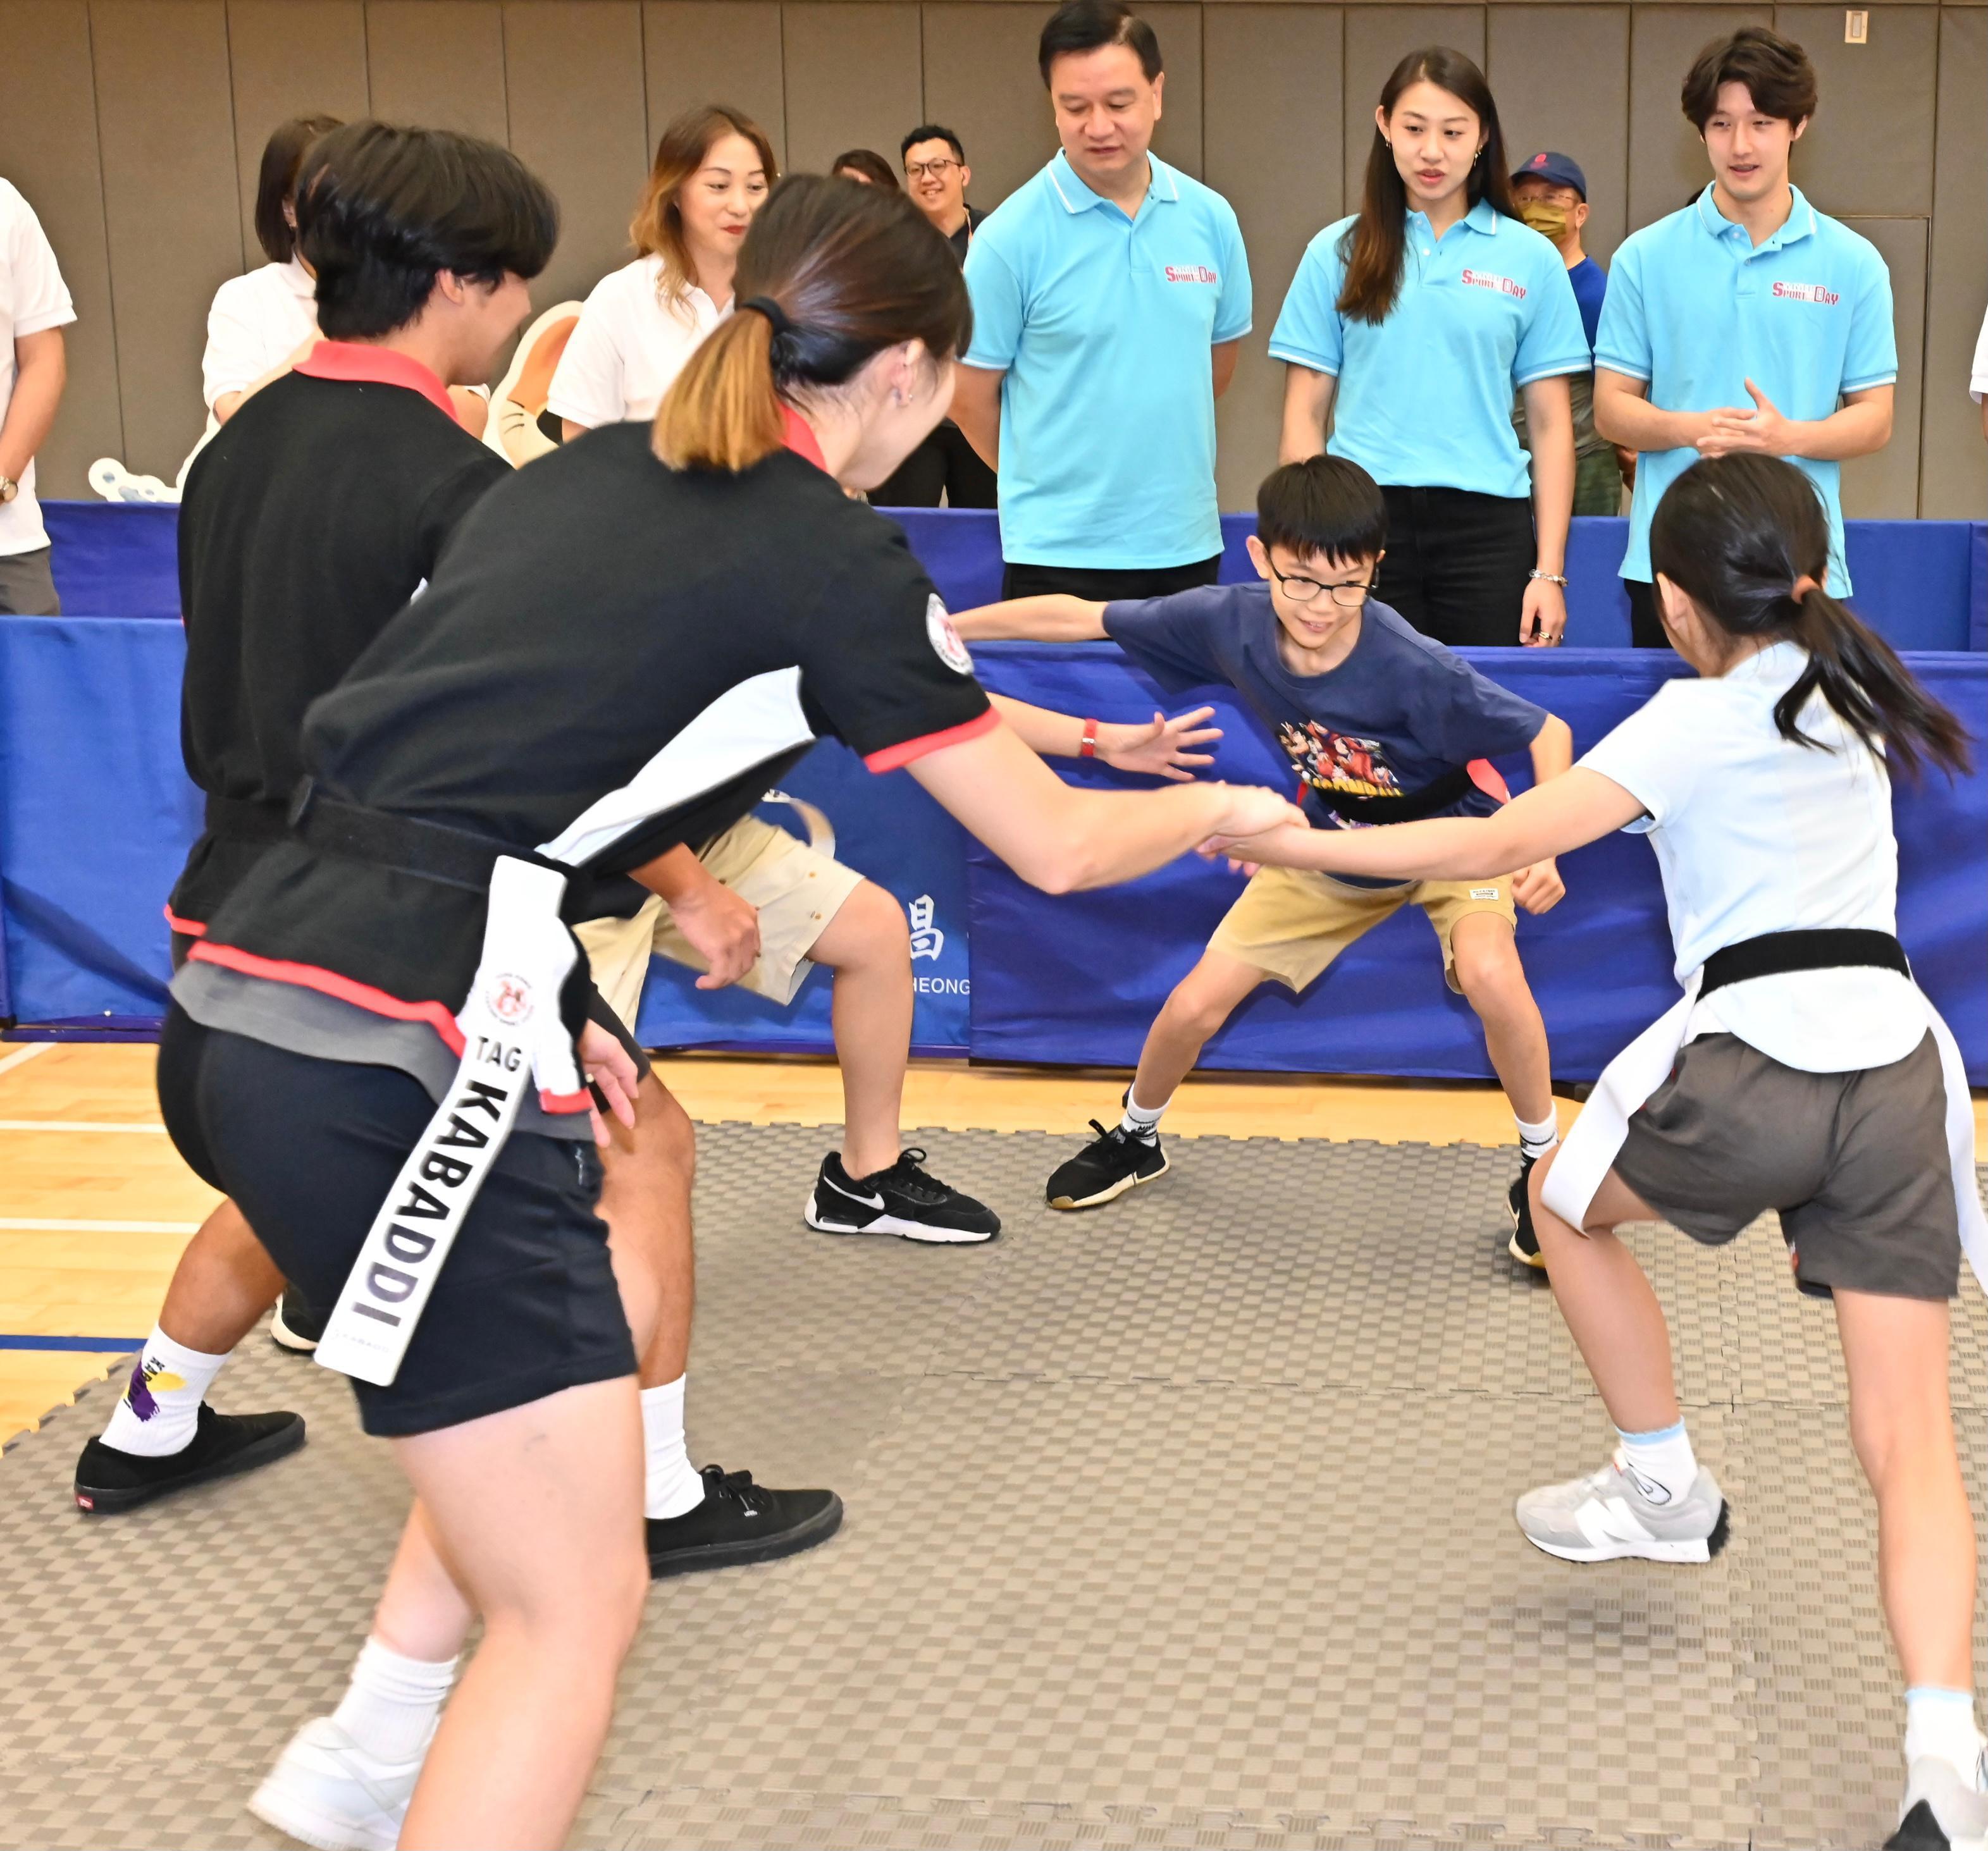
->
xmin=926 ymin=594 xmax=974 ymax=675
xmin=1460 ymin=269 xmax=1526 ymax=300
xmin=1163 ymin=264 xmax=1219 ymax=285
xmin=1771 ymin=281 xmax=1841 ymax=306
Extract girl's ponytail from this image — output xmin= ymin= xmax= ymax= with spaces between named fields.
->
xmin=1648 ymin=454 xmax=1972 ymax=781
xmin=653 ymin=309 xmax=785 ymax=472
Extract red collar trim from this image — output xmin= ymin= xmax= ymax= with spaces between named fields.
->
xmin=781 ymin=405 xmax=829 ymax=473
xmin=293 ymin=340 xmax=456 ymax=419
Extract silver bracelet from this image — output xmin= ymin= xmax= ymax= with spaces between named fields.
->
xmin=1528 ymin=569 xmax=1569 ymax=586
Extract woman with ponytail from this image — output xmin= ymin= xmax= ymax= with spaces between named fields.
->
xmin=159 ymin=173 xmax=1304 ymax=1850
xmin=1199 ymin=451 xmax=1982 ymax=1850
xmin=1269 ymin=47 xmax=1590 ymax=648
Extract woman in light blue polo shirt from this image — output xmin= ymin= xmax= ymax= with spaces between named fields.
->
xmin=1272 ymin=47 xmax=1589 ymax=648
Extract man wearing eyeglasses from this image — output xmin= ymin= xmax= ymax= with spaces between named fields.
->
xmin=872 ymin=123 xmax=998 ymax=509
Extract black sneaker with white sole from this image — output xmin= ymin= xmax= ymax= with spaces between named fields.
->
xmin=1509 ymin=1152 xmax=1545 ymax=1269
xmin=1046 ymin=1118 xmax=1168 ymax=1210
xmin=74 ymin=1404 xmax=306 ymax=1513
xmin=804 ymin=1148 xmax=1000 ymax=1245
xmin=646 ymin=1465 xmax=843 ymax=1578
xmin=270 ymin=1286 xmax=326 ymax=1353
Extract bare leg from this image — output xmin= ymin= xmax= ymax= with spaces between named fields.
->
xmin=597 ymin=1073 xmax=696 ymax=1387
xmin=806 ymin=881 xmax=913 ymax=1179
xmin=1837 ymin=1289 xmax=1976 ymax=1689
xmin=1529 ymin=1150 xmax=1680 ymax=1433
xmin=155 ymin=1197 xmax=285 ymax=1353
xmin=1130 ymin=949 xmax=1268 ymax=1109
xmin=1448 ymin=913 xmax=1553 ymax=1126
xmin=392 ymin=1377 xmax=646 ymax=1850
xmin=367 ymin=1499 xmax=478 ymax=1666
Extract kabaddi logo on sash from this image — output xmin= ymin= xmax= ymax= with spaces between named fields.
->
xmin=927 ymin=594 xmax=974 ymax=675
xmin=485 ymin=972 xmax=534 ymax=1025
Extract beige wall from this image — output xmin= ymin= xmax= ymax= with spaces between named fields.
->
xmin=1 ymin=0 xmax=1982 ymax=517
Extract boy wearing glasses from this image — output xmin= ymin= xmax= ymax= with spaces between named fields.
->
xmin=954 ymin=457 xmax=1573 ymax=1258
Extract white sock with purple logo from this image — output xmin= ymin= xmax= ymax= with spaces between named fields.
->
xmin=97 ymin=1326 xmax=226 ymax=1456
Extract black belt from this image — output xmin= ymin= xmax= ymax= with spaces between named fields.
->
xmin=204 ymin=792 xmax=292 ymax=846
xmin=1309 ymin=765 xmax=1473 ymax=826
xmin=288 ymin=778 xmax=596 ymax=922
xmin=1699 ymin=928 xmax=1910 ymax=998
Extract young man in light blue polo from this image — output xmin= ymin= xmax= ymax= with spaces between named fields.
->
xmin=1593 ymin=25 xmax=1896 ymax=648
xmin=951 ymin=0 xmax=1252 ymax=603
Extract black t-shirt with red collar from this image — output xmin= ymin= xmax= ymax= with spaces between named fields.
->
xmin=170 ymin=341 xmax=509 ymax=932
xmin=175 ymin=412 xmax=996 ymax=1099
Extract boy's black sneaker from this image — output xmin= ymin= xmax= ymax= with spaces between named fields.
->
xmin=1046 ymin=1119 xmax=1168 ymax=1210
xmin=646 ymin=1465 xmax=843 ymax=1578
xmin=270 ymin=1286 xmax=326 ymax=1353
xmin=805 ymin=1148 xmax=1000 ymax=1244
xmin=1509 ymin=1152 xmax=1545 ymax=1269
xmin=74 ymin=1404 xmax=306 ymax=1513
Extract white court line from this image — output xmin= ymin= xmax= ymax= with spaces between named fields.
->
xmin=0 ymin=1120 xmax=166 ymax=1134
xmin=0 ymin=1043 xmax=54 ymax=1079
xmin=0 ymin=1217 xmax=202 ymax=1234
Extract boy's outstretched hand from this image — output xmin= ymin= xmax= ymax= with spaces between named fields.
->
xmin=1099 ymin=707 xmax=1223 ymax=781
xmin=1510 ymin=858 xmax=1564 ymax=914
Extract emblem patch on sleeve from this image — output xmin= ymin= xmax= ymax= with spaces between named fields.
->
xmin=927 ymin=594 xmax=975 ymax=675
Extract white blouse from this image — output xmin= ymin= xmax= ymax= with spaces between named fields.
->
xmin=202 ymin=258 xmax=318 ymax=410
xmin=545 ymin=255 xmax=725 ymax=428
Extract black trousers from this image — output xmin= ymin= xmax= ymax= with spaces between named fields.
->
xmin=1000 ymin=553 xmax=1222 ymax=604
xmin=1376 ymin=486 xmax=1534 ymax=648
xmin=874 ymin=419 xmax=998 ymax=510
xmin=1625 ymin=578 xmax=1672 ymax=650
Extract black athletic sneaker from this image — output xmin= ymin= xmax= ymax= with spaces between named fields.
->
xmin=73 ymin=1404 xmax=306 ymax=1514
xmin=1509 ymin=1152 xmax=1545 ymax=1269
xmin=270 ymin=1286 xmax=325 ymax=1353
xmin=1885 ymin=1756 xmax=1988 ymax=1848
xmin=1046 ymin=1118 xmax=1168 ymax=1210
xmin=646 ymin=1465 xmax=843 ymax=1579
xmin=804 ymin=1148 xmax=1000 ymax=1244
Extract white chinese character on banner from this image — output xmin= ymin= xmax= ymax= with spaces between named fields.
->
xmin=907 ymin=894 xmax=945 ymax=962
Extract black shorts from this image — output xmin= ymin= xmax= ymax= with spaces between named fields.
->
xmin=1000 ymin=555 xmax=1222 ymax=603
xmin=157 ymin=1005 xmax=636 ymax=1436
xmin=1612 ymin=1031 xmax=1960 ymax=1301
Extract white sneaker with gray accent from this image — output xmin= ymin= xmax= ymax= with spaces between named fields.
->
xmin=1887 ymin=1756 xmax=1988 ymax=1850
xmin=248 ymin=1716 xmax=426 ymax=1851
xmin=1516 ymin=1450 xmax=1730 ymax=1564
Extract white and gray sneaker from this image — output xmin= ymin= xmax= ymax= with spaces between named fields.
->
xmin=1516 ymin=1449 xmax=1729 ymax=1564
xmin=248 ymin=1716 xmax=427 ymax=1851
xmin=1887 ymin=1757 xmax=1988 ymax=1850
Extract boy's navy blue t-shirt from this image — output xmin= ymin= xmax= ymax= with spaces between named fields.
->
xmin=1102 ymin=582 xmax=1547 ymax=887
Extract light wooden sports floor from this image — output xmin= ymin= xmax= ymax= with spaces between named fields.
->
xmin=7 ymin=1036 xmax=1982 ymax=1451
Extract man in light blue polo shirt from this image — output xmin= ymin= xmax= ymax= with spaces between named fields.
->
xmin=1593 ymin=25 xmax=1896 ymax=647
xmin=952 ymin=0 xmax=1251 ymax=603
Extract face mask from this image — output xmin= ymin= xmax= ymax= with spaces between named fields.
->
xmin=1520 ymin=200 xmax=1572 ymax=243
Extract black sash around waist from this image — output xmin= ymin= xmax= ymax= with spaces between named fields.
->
xmin=1308 ymin=765 xmax=1474 ymax=826
xmin=1698 ymin=927 xmax=1911 ymax=999
xmin=204 ymin=792 xmax=293 ymax=846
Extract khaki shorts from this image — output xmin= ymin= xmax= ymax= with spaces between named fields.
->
xmin=575 ymin=814 xmax=865 ymax=1030
xmin=1209 ymin=863 xmax=1518 ymax=995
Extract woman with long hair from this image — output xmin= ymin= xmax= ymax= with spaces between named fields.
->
xmin=547 ymin=102 xmax=777 ymax=434
xmin=167 ymin=173 xmax=1302 ymax=1847
xmin=1204 ymin=453 xmax=1983 ymax=1850
xmin=1270 ymin=47 xmax=1589 ymax=649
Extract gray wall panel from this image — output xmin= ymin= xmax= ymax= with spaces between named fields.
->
xmin=1206 ymin=3 xmax=1343 ymax=504
xmin=1626 ymin=4 xmax=1768 ymax=230
xmin=1837 ymin=215 xmax=1924 ymax=519
xmin=1487 ymin=5 xmax=1629 ymax=261
xmin=782 ymin=4 xmax=923 ymax=176
xmin=365 ymin=1 xmax=509 ymax=144
xmin=1780 ymin=4 xmax=1937 ymax=218
xmin=920 ymin=4 xmax=1060 ymax=209
xmin=1343 ymin=8 xmax=1486 ymax=216
xmin=1921 ymin=6 xmax=1987 ymax=518
xmin=1142 ymin=1 xmax=1204 ymax=178
xmin=92 ymin=0 xmax=244 ymax=479
xmin=226 ymin=2 xmax=371 ymax=267
xmin=0 ymin=0 xmax=120 ymax=496
xmin=503 ymin=0 xmax=649 ymax=315
xmin=643 ymin=1 xmax=786 ymax=170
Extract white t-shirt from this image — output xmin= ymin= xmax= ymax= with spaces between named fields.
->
xmin=0 ymin=177 xmax=77 ymax=556
xmin=1579 ymin=640 xmax=1922 ymax=1074
xmin=1970 ymin=304 xmax=1988 ymax=405
xmin=202 ymin=257 xmax=317 ymax=409
xmin=545 ymin=255 xmax=725 ymax=427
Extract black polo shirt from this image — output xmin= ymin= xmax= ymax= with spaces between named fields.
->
xmin=176 ymin=414 xmax=996 ymax=1104
xmin=169 ymin=343 xmax=507 ymax=931
xmin=948 ymin=206 xmax=988 ymax=264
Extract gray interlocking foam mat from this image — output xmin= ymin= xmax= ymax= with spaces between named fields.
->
xmin=4 ymin=1122 xmax=1986 ymax=1850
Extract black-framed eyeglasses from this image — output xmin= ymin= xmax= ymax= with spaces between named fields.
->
xmin=1265 ymin=559 xmax=1374 ymax=608
xmin=904 ymin=158 xmax=960 ymax=181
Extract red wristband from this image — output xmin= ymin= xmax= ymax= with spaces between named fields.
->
xmin=1078 ymin=718 xmax=1100 ymax=759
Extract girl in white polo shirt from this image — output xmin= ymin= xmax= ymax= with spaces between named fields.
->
xmin=548 ymin=103 xmax=775 ymax=435
xmin=1208 ymin=452 xmax=1984 ymax=1851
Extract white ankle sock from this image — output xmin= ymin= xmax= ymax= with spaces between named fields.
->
xmin=1616 ymin=1418 xmax=1698 ymax=1506
xmin=331 ymin=1639 xmax=457 ymax=1764
xmin=1515 ymin=1110 xmax=1560 ymax=1160
xmin=641 ymin=1376 xmax=706 ymax=1520
xmin=1906 ymin=1687 xmax=1986 ymax=1787
xmin=98 ymin=1326 xmax=227 ymax=1456
xmin=1120 ymin=1088 xmax=1169 ymax=1138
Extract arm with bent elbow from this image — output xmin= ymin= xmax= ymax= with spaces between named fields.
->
xmin=1278 ymin=364 xmax=1335 ymax=464
xmin=950 ymin=364 xmax=1004 ymax=469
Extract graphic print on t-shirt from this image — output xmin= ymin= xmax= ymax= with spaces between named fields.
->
xmin=1276 ymin=719 xmax=1404 ymax=818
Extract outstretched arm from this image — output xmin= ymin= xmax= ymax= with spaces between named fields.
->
xmin=951 ymin=593 xmax=1107 ymax=643
xmin=989 ymin=696 xmax=1221 ymax=781
xmin=1510 ymin=714 xmax=1575 ymax=913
